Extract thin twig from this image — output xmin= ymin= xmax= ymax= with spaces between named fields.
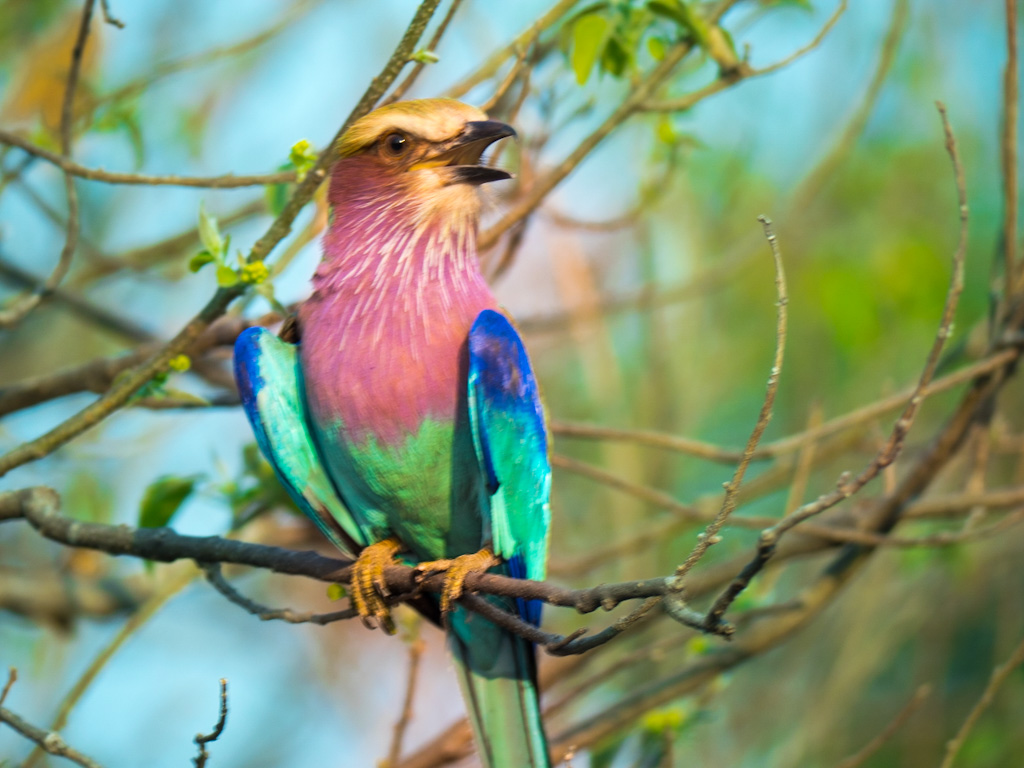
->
xmin=833 ymin=684 xmax=931 ymax=768
xmin=672 ymin=215 xmax=788 ymax=587
xmin=703 ymin=101 xmax=969 ymax=629
xmin=479 ymin=18 xmax=719 ymax=250
xmin=551 ymin=453 xmax=704 ymax=521
xmin=789 ymin=0 xmax=908 ymax=213
xmin=0 ymin=254 xmax=153 ymax=343
xmin=0 ymin=131 xmax=296 ymax=188
xmin=0 ymin=706 xmax=104 ymax=768
xmin=0 ymin=313 xmax=262 ymax=418
xmin=193 ymin=679 xmax=229 ymax=768
xmin=784 ymin=403 xmax=824 ymax=515
xmin=0 ymin=0 xmax=96 ymax=328
xmin=97 ymin=1 xmax=315 ymax=108
xmin=386 ymin=636 xmax=426 ymax=767
xmin=23 ymin=565 xmax=197 ymax=768
xmin=74 ymin=199 xmax=264 ymax=283
xmin=98 ymin=0 xmax=124 ymax=28
xmin=445 ymin=0 xmax=579 ymax=100
xmin=0 ymin=668 xmax=16 ymax=708
xmin=940 ymin=634 xmax=1024 ymax=768
xmin=386 ymin=0 xmax=464 ymax=104
xmin=1003 ymin=0 xmax=1019 ymax=299
xmin=0 ymin=0 xmax=443 ymax=480
xmin=549 ymin=349 xmax=1018 ymax=464
xmin=199 ymin=562 xmax=357 ymax=624
xmin=479 ymin=32 xmax=535 ymax=114
xmin=642 ymin=0 xmax=848 ymax=112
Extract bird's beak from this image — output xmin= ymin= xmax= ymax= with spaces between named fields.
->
xmin=411 ymin=120 xmax=516 ymax=185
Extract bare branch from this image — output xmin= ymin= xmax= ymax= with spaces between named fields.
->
xmin=642 ymin=0 xmax=848 ymax=113
xmin=98 ymin=0 xmax=124 ymax=28
xmin=672 ymin=215 xmax=788 ymax=591
xmin=940 ymin=633 xmax=1024 ymax=768
xmin=445 ymin=0 xmax=578 ymax=100
xmin=193 ymin=679 xmax=229 ymax=768
xmin=550 ymin=453 xmax=704 ymax=521
xmin=385 ymin=633 xmax=426 ymax=767
xmin=199 ymin=562 xmax=357 ymax=625
xmin=0 ymin=0 xmax=444 ymax=480
xmin=386 ymin=0 xmax=465 ymax=104
xmin=0 ymin=130 xmax=297 ymax=188
xmin=834 ymin=684 xmax=931 ymax=768
xmin=1004 ymin=0 xmax=1020 ymax=300
xmin=550 ymin=347 xmax=1018 ymax=469
xmin=0 ymin=668 xmax=15 ymax=708
xmin=702 ymin=102 xmax=969 ymax=628
xmin=478 ymin=32 xmax=534 ymax=114
xmin=0 ymin=254 xmax=153 ymax=343
xmin=22 ymin=566 xmax=198 ymax=768
xmin=551 ymin=420 xmax=745 ymax=463
xmin=96 ymin=1 xmax=315 ymax=107
xmin=0 ymin=313 xmax=262 ymax=418
xmin=478 ymin=3 xmax=751 ymax=253
xmin=0 ymin=0 xmax=97 ymax=328
xmin=0 ymin=672 xmax=104 ymax=768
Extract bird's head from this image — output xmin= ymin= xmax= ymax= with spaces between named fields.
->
xmin=329 ymin=98 xmax=515 ymax=217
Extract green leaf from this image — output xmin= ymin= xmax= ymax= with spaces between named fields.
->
xmin=410 ymin=48 xmax=439 ymax=64
xmin=600 ymin=35 xmax=631 ymax=77
xmin=326 ymin=583 xmax=346 ymax=601
xmin=648 ymin=0 xmax=710 ymax=47
xmin=571 ymin=13 xmax=610 ymax=85
xmin=655 ymin=115 xmax=678 ymax=144
xmin=216 ymin=264 xmax=239 ymax=287
xmin=647 ymin=0 xmax=689 ymax=26
xmin=264 ymin=162 xmax=293 ymax=217
xmin=198 ymin=203 xmax=224 ymax=257
xmin=288 ymin=140 xmax=317 ymax=183
xmin=256 ymin=281 xmax=289 ymax=316
xmin=138 ymin=475 xmax=199 ymax=529
xmin=647 ymin=35 xmax=667 ymax=61
xmin=189 ymin=250 xmax=215 ymax=273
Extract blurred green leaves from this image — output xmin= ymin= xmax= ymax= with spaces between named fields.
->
xmin=566 ymin=0 xmax=728 ymax=85
xmin=138 ymin=474 xmax=200 ymax=529
xmin=572 ymin=13 xmax=611 ymax=84
xmin=219 ymin=442 xmax=300 ymax=528
xmin=264 ymin=138 xmax=317 ymax=215
xmin=190 ymin=203 xmax=269 ymax=288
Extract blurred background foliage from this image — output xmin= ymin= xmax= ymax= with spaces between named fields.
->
xmin=2 ymin=0 xmax=1024 ymax=766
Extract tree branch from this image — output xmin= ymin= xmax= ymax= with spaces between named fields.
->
xmin=0 ymin=0 xmax=97 ymax=328
xmin=193 ymin=679 xmax=228 ymax=768
xmin=0 ymin=130 xmax=297 ymax=188
xmin=0 ymin=0 xmax=443 ymax=479
xmin=0 ymin=668 xmax=104 ymax=768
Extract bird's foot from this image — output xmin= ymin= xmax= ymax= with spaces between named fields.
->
xmin=351 ymin=537 xmax=404 ymax=634
xmin=415 ymin=547 xmax=499 ymax=614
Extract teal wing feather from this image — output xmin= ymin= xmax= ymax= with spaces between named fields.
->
xmin=234 ymin=327 xmax=368 ymax=557
xmin=467 ymin=309 xmax=551 ymax=623
xmin=450 ymin=309 xmax=551 ymax=768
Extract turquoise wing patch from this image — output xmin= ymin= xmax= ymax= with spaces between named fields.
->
xmin=467 ymin=310 xmax=551 ymax=626
xmin=234 ymin=327 xmax=367 ymax=556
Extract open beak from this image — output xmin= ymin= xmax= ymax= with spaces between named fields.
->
xmin=412 ymin=120 xmax=516 ymax=185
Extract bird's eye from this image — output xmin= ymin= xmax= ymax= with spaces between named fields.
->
xmin=383 ymin=132 xmax=408 ymax=156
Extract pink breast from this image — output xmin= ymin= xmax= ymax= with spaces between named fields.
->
xmin=299 ymin=277 xmax=496 ymax=446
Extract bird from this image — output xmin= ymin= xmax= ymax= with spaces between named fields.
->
xmin=233 ymin=98 xmax=552 ymax=768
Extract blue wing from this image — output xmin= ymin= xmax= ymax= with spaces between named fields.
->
xmin=234 ymin=327 xmax=368 ymax=557
xmin=467 ymin=309 xmax=551 ymax=627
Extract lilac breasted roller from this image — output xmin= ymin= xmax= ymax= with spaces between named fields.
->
xmin=234 ymin=99 xmax=551 ymax=767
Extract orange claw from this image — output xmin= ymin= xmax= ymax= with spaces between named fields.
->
xmin=415 ymin=547 xmax=499 ymax=614
xmin=350 ymin=537 xmax=404 ymax=634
